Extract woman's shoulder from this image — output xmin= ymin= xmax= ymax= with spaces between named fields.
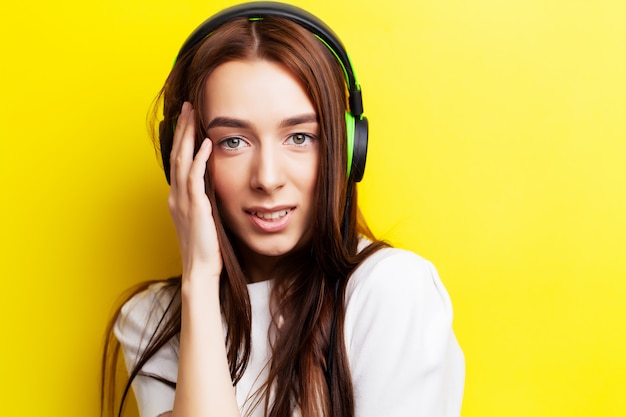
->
xmin=346 ymin=246 xmax=454 ymax=319
xmin=349 ymin=246 xmax=440 ymax=293
xmin=114 ymin=281 xmax=178 ymax=346
xmin=119 ymin=281 xmax=176 ymax=318
xmin=345 ymin=247 xmax=465 ymax=416
xmin=113 ymin=281 xmax=180 ymax=415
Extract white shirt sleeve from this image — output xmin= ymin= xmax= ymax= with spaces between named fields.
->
xmin=114 ymin=283 xmax=178 ymax=417
xmin=344 ymin=248 xmax=465 ymax=417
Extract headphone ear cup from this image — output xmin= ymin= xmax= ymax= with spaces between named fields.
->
xmin=159 ymin=120 xmax=174 ymax=185
xmin=345 ymin=111 xmax=356 ymax=180
xmin=350 ymin=116 xmax=368 ymax=183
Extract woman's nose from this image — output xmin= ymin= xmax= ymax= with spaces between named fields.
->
xmin=250 ymin=143 xmax=285 ymax=193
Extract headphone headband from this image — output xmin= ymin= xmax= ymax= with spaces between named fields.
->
xmin=176 ymin=1 xmax=364 ymax=117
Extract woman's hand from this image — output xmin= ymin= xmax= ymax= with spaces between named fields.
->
xmin=168 ymin=103 xmax=240 ymax=417
xmin=168 ymin=102 xmax=222 ymax=282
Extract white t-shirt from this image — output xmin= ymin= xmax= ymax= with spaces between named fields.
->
xmin=115 ymin=247 xmax=465 ymax=417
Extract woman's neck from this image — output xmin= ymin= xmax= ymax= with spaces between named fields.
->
xmin=246 ymin=259 xmax=280 ymax=284
xmin=237 ymin=247 xmax=283 ymax=283
xmin=237 ymin=243 xmax=312 ymax=284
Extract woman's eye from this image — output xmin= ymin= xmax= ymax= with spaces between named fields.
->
xmin=287 ymin=133 xmax=313 ymax=146
xmin=220 ymin=137 xmax=246 ymax=150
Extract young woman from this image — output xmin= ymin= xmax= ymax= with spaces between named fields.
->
xmin=101 ymin=3 xmax=464 ymax=417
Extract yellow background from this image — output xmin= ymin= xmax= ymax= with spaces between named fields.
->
xmin=1 ymin=0 xmax=624 ymax=416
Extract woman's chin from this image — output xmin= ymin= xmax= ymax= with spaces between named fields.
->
xmin=236 ymin=234 xmax=310 ymax=263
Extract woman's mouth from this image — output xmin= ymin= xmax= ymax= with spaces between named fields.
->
xmin=246 ymin=208 xmax=295 ymax=232
xmin=250 ymin=209 xmax=292 ymax=221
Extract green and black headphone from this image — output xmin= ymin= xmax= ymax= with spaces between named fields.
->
xmin=161 ymin=1 xmax=369 ymax=183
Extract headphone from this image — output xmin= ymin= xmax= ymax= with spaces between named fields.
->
xmin=161 ymin=1 xmax=368 ymax=183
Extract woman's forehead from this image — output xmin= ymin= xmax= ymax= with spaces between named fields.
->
xmin=203 ymin=59 xmax=316 ymax=125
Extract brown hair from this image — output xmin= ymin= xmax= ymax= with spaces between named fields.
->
xmin=102 ymin=17 xmax=386 ymax=417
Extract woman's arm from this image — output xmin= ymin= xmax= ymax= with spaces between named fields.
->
xmin=167 ymin=102 xmax=240 ymax=417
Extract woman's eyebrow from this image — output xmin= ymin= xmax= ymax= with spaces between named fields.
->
xmin=206 ymin=117 xmax=251 ymax=130
xmin=206 ymin=114 xmax=318 ymax=130
xmin=279 ymin=113 xmax=318 ymax=128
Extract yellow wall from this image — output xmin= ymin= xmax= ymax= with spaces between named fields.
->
xmin=1 ymin=0 xmax=624 ymax=416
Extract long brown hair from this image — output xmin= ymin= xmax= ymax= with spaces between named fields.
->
xmin=101 ymin=17 xmax=386 ymax=417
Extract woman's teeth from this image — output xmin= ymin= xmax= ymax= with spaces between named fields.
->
xmin=253 ymin=209 xmax=291 ymax=220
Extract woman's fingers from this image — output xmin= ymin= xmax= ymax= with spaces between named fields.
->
xmin=167 ymin=112 xmax=221 ymax=276
xmin=188 ymin=138 xmax=213 ymax=202
xmin=167 ymin=105 xmax=213 ymax=232
xmin=170 ymin=102 xmax=194 ymax=193
xmin=170 ymin=102 xmax=190 ymax=160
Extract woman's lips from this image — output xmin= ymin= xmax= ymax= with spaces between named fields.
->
xmin=246 ymin=208 xmax=295 ymax=232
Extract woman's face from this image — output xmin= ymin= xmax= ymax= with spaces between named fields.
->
xmin=203 ymin=59 xmax=319 ymax=269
